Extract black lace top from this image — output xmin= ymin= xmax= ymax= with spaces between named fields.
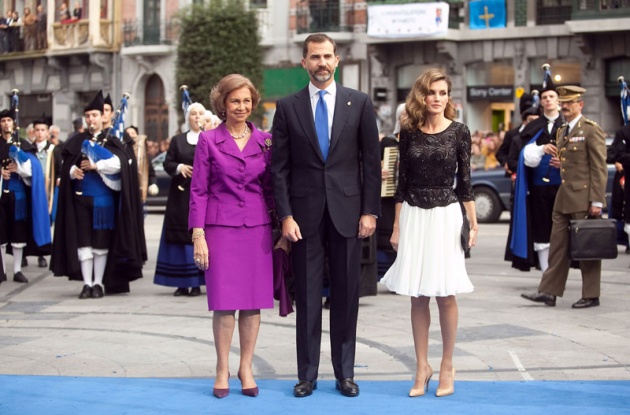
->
xmin=394 ymin=121 xmax=474 ymax=209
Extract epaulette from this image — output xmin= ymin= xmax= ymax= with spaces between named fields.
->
xmin=583 ymin=118 xmax=598 ymax=126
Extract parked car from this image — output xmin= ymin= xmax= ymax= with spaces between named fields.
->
xmin=146 ymin=151 xmax=170 ymax=208
xmin=471 ymin=157 xmax=616 ymax=224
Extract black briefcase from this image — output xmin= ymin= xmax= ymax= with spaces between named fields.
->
xmin=568 ymin=218 xmax=618 ymax=261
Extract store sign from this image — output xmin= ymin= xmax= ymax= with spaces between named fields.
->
xmin=467 ymin=86 xmax=514 ymax=102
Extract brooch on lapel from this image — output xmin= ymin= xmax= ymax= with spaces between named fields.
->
xmin=347 ymin=101 xmax=352 ymax=106
xmin=263 ymin=138 xmax=272 ymax=151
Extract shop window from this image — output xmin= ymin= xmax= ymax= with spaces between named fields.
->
xmin=529 ymin=58 xmax=581 ymax=89
xmin=466 ymin=61 xmax=514 ymax=86
xmin=605 ymin=57 xmax=630 ymax=96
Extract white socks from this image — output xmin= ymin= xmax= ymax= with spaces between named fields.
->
xmin=12 ymin=246 xmax=24 ymax=274
xmin=93 ymin=251 xmax=107 ymax=287
xmin=78 ymin=247 xmax=108 ymax=287
xmin=537 ymin=247 xmax=550 ymax=273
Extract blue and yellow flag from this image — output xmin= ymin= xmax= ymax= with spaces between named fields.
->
xmin=469 ymin=0 xmax=506 ymax=29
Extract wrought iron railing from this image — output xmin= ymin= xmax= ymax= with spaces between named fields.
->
xmin=296 ymin=1 xmax=355 ymax=34
xmin=123 ymin=19 xmax=179 ymax=47
xmin=571 ymin=0 xmax=630 ymax=18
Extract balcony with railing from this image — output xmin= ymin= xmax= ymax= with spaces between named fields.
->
xmin=296 ymin=1 xmax=357 ymax=34
xmin=123 ymin=19 xmax=180 ymax=48
xmin=537 ymin=0 xmax=630 ymax=25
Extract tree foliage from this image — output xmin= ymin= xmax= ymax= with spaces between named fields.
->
xmin=175 ymin=0 xmax=264 ymax=122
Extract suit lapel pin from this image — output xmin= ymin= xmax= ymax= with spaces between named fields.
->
xmin=347 ymin=101 xmax=351 ymax=106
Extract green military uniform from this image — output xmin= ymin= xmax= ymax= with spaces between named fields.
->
xmin=538 ymin=86 xmax=608 ymax=301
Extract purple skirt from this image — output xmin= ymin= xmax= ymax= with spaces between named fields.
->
xmin=205 ymin=224 xmax=273 ymax=311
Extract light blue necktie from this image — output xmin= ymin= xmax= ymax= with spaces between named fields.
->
xmin=315 ymin=90 xmax=329 ymax=161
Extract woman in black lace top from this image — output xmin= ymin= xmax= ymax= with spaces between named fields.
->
xmin=380 ymin=69 xmax=478 ymax=398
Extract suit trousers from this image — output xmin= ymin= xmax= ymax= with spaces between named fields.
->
xmin=538 ymin=209 xmax=601 ymax=298
xmin=291 ymin=204 xmax=361 ymax=382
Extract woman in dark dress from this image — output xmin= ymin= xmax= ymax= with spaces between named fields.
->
xmin=153 ymin=103 xmax=207 ymax=296
xmin=380 ymin=69 xmax=477 ymax=398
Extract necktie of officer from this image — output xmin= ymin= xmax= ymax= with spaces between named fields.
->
xmin=315 ymin=90 xmax=329 ymax=161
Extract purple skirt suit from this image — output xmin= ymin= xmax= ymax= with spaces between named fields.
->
xmin=189 ymin=122 xmax=274 ymax=311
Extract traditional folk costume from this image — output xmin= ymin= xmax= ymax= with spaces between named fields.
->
xmin=50 ymin=91 xmax=146 ymax=298
xmin=510 ymin=67 xmax=563 ymax=273
xmin=0 ymin=110 xmax=52 ymax=283
xmin=153 ymin=128 xmax=205 ymax=294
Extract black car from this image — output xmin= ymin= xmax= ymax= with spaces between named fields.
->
xmin=471 ymin=163 xmax=616 ymax=224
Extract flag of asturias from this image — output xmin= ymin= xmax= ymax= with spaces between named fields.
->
xmin=469 ymin=0 xmax=506 ymax=29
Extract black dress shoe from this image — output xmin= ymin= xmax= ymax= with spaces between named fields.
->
xmin=520 ymin=291 xmax=556 ymax=306
xmin=37 ymin=256 xmax=47 ymax=268
xmin=21 ymin=257 xmax=28 ymax=267
xmin=293 ymin=380 xmax=317 ymax=398
xmin=189 ymin=287 xmax=201 ymax=296
xmin=174 ymin=288 xmax=189 ymax=297
xmin=78 ymin=285 xmax=92 ymax=299
xmin=92 ymin=284 xmax=104 ymax=299
xmin=13 ymin=272 xmax=28 ymax=283
xmin=572 ymin=297 xmax=599 ymax=309
xmin=336 ymin=378 xmax=359 ymax=397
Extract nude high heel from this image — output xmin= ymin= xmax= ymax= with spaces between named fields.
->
xmin=409 ymin=368 xmax=433 ymax=397
xmin=435 ymin=368 xmax=455 ymax=397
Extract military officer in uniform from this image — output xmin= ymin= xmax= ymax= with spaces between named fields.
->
xmin=521 ymin=86 xmax=608 ymax=309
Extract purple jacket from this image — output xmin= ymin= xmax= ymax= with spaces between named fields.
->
xmin=189 ymin=122 xmax=273 ymax=229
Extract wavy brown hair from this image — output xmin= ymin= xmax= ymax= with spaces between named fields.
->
xmin=210 ymin=74 xmax=261 ymax=120
xmin=401 ymin=68 xmax=456 ymax=131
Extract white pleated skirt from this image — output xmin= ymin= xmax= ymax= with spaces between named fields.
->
xmin=380 ymin=202 xmax=474 ymax=297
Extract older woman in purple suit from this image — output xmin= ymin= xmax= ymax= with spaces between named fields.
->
xmin=189 ymin=74 xmax=274 ymax=399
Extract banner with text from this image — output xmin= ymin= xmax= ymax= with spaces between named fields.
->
xmin=467 ymin=86 xmax=514 ymax=102
xmin=367 ymin=2 xmax=449 ymax=39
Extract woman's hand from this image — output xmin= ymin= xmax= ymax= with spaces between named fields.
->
xmin=390 ymin=226 xmax=400 ymax=252
xmin=180 ymin=164 xmax=193 ymax=178
xmin=468 ymin=226 xmax=478 ymax=248
xmin=192 ymin=229 xmax=209 ymax=271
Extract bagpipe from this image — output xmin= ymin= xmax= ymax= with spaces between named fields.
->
xmin=76 ymin=93 xmax=130 ymax=195
xmin=106 ymin=92 xmax=131 ymax=143
xmin=2 ymin=89 xmax=22 ymax=194
xmin=618 ymin=75 xmax=630 ymax=192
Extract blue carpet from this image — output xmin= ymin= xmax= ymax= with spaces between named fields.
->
xmin=1 ymin=376 xmax=629 ymax=415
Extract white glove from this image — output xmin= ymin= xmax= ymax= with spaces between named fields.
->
xmin=625 ymin=223 xmax=630 ymax=237
xmin=148 ymin=184 xmax=159 ymax=196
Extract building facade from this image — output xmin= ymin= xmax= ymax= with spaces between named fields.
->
xmin=2 ymin=0 xmax=629 ymax=139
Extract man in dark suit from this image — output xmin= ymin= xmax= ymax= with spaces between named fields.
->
xmin=521 ymin=85 xmax=608 ymax=309
xmin=272 ymin=33 xmax=381 ymax=398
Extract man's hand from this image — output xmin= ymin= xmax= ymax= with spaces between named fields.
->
xmin=543 ymin=143 xmax=557 ymax=157
xmin=549 ymin=156 xmax=561 ymax=168
xmin=282 ymin=216 xmax=302 ymax=243
xmin=358 ymin=214 xmax=376 ymax=239
xmin=80 ymin=159 xmax=96 ymax=171
xmin=589 ymin=206 xmax=602 ymax=217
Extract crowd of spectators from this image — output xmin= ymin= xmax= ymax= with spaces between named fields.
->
xmin=470 ymin=129 xmax=504 ymax=171
xmin=0 ymin=2 xmax=85 ymax=54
